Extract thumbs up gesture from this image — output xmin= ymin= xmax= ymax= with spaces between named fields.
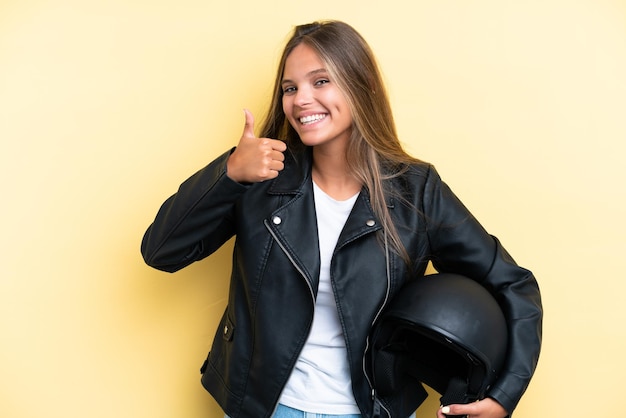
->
xmin=226 ymin=109 xmax=287 ymax=183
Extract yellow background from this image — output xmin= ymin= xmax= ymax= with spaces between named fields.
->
xmin=1 ymin=0 xmax=625 ymax=417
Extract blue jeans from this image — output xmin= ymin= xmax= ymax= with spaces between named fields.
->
xmin=225 ymin=403 xmax=415 ymax=417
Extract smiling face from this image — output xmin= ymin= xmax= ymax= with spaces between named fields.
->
xmin=281 ymin=43 xmax=353 ymax=150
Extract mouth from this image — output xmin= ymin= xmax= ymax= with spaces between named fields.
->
xmin=299 ymin=113 xmax=327 ymax=125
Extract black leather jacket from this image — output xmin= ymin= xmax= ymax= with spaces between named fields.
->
xmin=141 ymin=148 xmax=542 ymax=418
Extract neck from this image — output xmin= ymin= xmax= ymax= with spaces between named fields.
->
xmin=312 ymin=146 xmax=362 ymax=200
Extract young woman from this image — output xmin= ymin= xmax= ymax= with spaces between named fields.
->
xmin=141 ymin=21 xmax=542 ymax=418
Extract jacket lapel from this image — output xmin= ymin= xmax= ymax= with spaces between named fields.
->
xmin=337 ymin=191 xmax=382 ymax=250
xmin=265 ymin=149 xmax=321 ymax=295
xmin=264 ymin=148 xmax=386 ymax=295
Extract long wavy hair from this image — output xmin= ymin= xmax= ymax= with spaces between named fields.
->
xmin=259 ymin=20 xmax=420 ymax=264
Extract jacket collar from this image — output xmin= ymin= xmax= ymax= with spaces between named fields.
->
xmin=264 ymin=146 xmax=385 ymax=294
xmin=268 ymin=146 xmax=395 ymax=209
xmin=266 ymin=147 xmax=385 ymax=237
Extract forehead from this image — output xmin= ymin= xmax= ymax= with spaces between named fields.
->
xmin=282 ymin=43 xmax=327 ymax=79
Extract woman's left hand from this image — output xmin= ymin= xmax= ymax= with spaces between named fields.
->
xmin=437 ymin=398 xmax=508 ymax=418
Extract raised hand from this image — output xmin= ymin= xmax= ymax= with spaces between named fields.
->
xmin=226 ymin=109 xmax=287 ymax=183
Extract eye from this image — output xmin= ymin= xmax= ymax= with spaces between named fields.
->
xmin=282 ymin=85 xmax=296 ymax=95
xmin=314 ymin=79 xmax=329 ymax=87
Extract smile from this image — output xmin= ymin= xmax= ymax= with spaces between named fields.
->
xmin=299 ymin=114 xmax=327 ymax=125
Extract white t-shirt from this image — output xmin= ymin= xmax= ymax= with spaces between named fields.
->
xmin=278 ymin=181 xmax=360 ymax=414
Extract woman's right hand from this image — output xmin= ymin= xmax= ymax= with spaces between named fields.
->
xmin=226 ymin=109 xmax=287 ymax=183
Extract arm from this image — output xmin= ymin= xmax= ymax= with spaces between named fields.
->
xmin=423 ymin=166 xmax=543 ymax=415
xmin=141 ymin=149 xmax=248 ymax=272
xmin=141 ymin=110 xmax=286 ymax=273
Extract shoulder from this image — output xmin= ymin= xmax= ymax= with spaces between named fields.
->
xmin=383 ymin=160 xmax=452 ymax=211
xmin=390 ymin=160 xmax=441 ymax=188
xmin=405 ymin=160 xmax=435 ymax=177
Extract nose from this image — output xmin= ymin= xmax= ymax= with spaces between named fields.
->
xmin=294 ymin=85 xmax=313 ymax=107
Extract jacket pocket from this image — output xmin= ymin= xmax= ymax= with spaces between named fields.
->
xmin=201 ymin=308 xmax=249 ymax=409
xmin=201 ymin=310 xmax=235 ymax=375
xmin=222 ymin=315 xmax=235 ymax=341
xmin=212 ymin=309 xmax=236 ymax=362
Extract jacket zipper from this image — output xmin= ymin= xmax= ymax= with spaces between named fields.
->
xmin=362 ymin=230 xmax=392 ymax=418
xmin=264 ymin=219 xmax=317 ymax=416
xmin=264 ymin=219 xmax=316 ymax=303
xmin=265 ymin=218 xmax=390 ymax=417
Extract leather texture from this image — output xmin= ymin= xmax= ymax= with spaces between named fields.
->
xmin=141 ymin=148 xmax=542 ymax=418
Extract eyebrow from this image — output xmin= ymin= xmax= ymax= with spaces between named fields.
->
xmin=281 ymin=68 xmax=328 ymax=85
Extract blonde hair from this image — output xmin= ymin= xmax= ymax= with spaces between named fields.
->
xmin=260 ymin=20 xmax=420 ymax=265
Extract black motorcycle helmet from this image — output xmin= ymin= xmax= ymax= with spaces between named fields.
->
xmin=370 ymin=273 xmax=508 ymax=415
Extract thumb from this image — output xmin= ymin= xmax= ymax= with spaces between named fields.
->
xmin=242 ymin=108 xmax=255 ymax=138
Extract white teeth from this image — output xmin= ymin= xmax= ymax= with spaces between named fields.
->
xmin=299 ymin=114 xmax=326 ymax=124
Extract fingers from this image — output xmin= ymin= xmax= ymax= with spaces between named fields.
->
xmin=226 ymin=109 xmax=286 ymax=183
xmin=440 ymin=404 xmax=474 ymax=418
xmin=439 ymin=398 xmax=507 ymax=418
xmin=242 ymin=108 xmax=255 ymax=138
xmin=441 ymin=404 xmax=473 ymax=417
xmin=242 ymin=109 xmax=286 ymax=150
xmin=269 ymin=138 xmax=287 ymax=152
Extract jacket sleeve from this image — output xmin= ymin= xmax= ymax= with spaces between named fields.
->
xmin=422 ymin=165 xmax=543 ymax=414
xmin=141 ymin=149 xmax=249 ymax=273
